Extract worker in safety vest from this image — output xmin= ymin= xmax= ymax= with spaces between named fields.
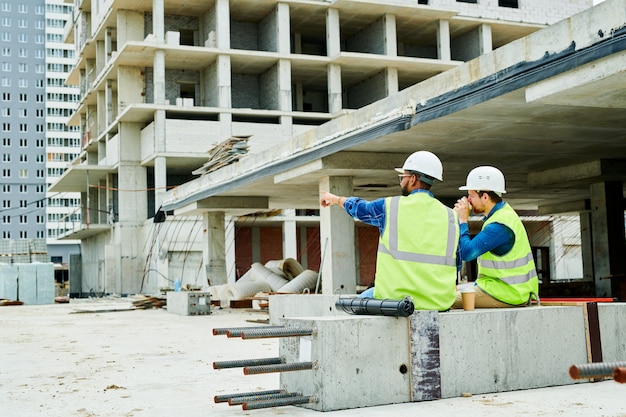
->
xmin=320 ymin=151 xmax=460 ymax=311
xmin=453 ymin=166 xmax=539 ymax=308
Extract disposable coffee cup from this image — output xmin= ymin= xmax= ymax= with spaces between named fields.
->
xmin=461 ymin=286 xmax=476 ymax=311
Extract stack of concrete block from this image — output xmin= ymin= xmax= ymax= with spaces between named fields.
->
xmin=29 ymin=239 xmax=48 ymax=263
xmin=0 ymin=263 xmax=54 ymax=304
xmin=11 ymin=240 xmax=30 ymax=264
xmin=0 ymin=240 xmax=11 ymax=264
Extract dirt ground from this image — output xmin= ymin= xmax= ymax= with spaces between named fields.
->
xmin=1 ymin=298 xmax=625 ymax=417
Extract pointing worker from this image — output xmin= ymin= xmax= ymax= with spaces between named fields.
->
xmin=452 ymin=166 xmax=539 ymax=308
xmin=320 ymin=151 xmax=460 ymax=311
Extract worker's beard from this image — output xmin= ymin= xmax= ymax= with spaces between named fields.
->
xmin=401 ymin=183 xmax=410 ymax=196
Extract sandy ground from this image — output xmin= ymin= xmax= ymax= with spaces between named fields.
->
xmin=1 ymin=298 xmax=625 ymax=417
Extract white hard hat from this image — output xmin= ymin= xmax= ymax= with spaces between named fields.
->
xmin=459 ymin=166 xmax=507 ymax=195
xmin=394 ymin=151 xmax=443 ymax=182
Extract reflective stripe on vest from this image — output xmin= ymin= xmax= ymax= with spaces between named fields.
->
xmin=477 ymin=203 xmax=538 ymax=305
xmin=378 ymin=196 xmax=457 ymax=267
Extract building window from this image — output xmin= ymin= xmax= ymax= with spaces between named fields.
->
xmin=2 ymin=153 xmax=9 ymax=162
xmin=499 ymin=0 xmax=519 ymax=7
xmin=457 ymin=0 xmax=478 ymax=3
xmin=418 ymin=0 xmax=428 ymax=3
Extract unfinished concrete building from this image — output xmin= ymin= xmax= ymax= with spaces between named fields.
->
xmin=52 ymin=0 xmax=596 ymax=296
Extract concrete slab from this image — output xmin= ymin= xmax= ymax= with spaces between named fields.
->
xmin=0 ymin=298 xmax=625 ymax=417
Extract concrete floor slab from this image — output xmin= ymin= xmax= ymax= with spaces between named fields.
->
xmin=0 ymin=298 xmax=624 ymax=417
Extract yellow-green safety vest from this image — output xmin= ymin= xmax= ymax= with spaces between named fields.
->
xmin=477 ymin=203 xmax=539 ymax=305
xmin=375 ymin=193 xmax=459 ymax=311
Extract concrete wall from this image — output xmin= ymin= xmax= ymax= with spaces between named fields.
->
xmin=345 ymin=17 xmax=386 ymax=54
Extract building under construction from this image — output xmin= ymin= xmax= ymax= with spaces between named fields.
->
xmin=49 ymin=0 xmax=626 ymax=300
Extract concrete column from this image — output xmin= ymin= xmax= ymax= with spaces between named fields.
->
xmin=117 ymin=10 xmax=144 ymax=45
xmin=217 ymin=55 xmax=231 ymax=108
xmin=293 ymin=32 xmax=302 ymax=54
xmin=319 ymin=176 xmax=356 ymax=294
xmin=326 ymin=8 xmax=340 ymax=57
xmin=225 ymin=216 xmax=236 ymax=284
xmin=117 ymin=122 xmax=147 ymax=223
xmin=590 ymin=181 xmax=625 ymax=297
xmin=278 ymin=59 xmax=292 ymax=111
xmin=579 ymin=212 xmax=594 ymax=281
xmin=277 ymin=3 xmax=290 ymax=54
xmin=328 ymin=63 xmax=342 ymax=113
xmin=95 ymin=40 xmax=105 ymax=73
xmin=478 ymin=24 xmax=493 ymax=55
xmin=282 ymin=209 xmax=298 ymax=259
xmin=203 ymin=212 xmax=227 ymax=286
xmin=154 ymin=109 xmax=166 ymax=209
xmin=437 ymin=19 xmax=451 ymax=61
xmin=105 ymin=28 xmax=113 ymax=63
xmin=153 ymin=50 xmax=166 ymax=104
xmin=386 ymin=67 xmax=399 ymax=96
xmin=154 ymin=156 xmax=167 ymax=210
xmin=216 ymin=0 xmax=230 ymax=49
xmin=383 ymin=14 xmax=397 ymax=56
xmin=153 ymin=0 xmax=164 ymax=43
xmin=105 ymin=80 xmax=113 ymax=126
xmin=294 ymin=83 xmax=304 ymax=111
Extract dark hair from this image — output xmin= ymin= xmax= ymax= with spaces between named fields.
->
xmin=408 ymin=170 xmax=433 ymax=189
xmin=478 ymin=190 xmax=502 ymax=203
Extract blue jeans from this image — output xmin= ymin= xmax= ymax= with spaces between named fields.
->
xmin=359 ymin=287 xmax=375 ymax=298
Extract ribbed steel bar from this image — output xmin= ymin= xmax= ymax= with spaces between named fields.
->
xmin=212 ymin=325 xmax=283 ymax=336
xmin=240 ymin=327 xmax=313 ymax=339
xmin=569 ymin=361 xmax=626 ymax=379
xmin=242 ymin=395 xmax=317 ymax=410
xmin=243 ymin=361 xmax=313 ymax=375
xmin=214 ymin=389 xmax=285 ymax=403
xmin=335 ymin=296 xmax=415 ymax=317
xmin=213 ymin=356 xmax=283 ymax=369
xmin=228 ymin=391 xmax=301 ymax=406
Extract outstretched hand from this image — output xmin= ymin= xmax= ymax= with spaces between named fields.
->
xmin=320 ymin=190 xmax=337 ymax=208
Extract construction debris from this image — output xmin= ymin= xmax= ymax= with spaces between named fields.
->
xmin=132 ymin=295 xmax=166 ymax=309
xmin=192 ymin=135 xmax=250 ymax=176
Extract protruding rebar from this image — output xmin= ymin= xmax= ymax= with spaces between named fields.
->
xmin=228 ymin=391 xmax=301 ymax=406
xmin=212 ymin=325 xmax=283 ymax=336
xmin=569 ymin=361 xmax=626 ymax=379
xmin=242 ymin=395 xmax=318 ymax=410
xmin=243 ymin=361 xmax=314 ymax=375
xmin=213 ymin=357 xmax=283 ymax=370
xmin=214 ymin=389 xmax=285 ymax=403
xmin=240 ymin=327 xmax=313 ymax=339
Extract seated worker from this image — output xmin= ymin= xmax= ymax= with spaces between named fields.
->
xmin=320 ymin=151 xmax=459 ymax=311
xmin=452 ymin=166 xmax=539 ymax=308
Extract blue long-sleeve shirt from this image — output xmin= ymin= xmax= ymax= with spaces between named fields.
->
xmin=458 ymin=201 xmax=515 ymax=261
